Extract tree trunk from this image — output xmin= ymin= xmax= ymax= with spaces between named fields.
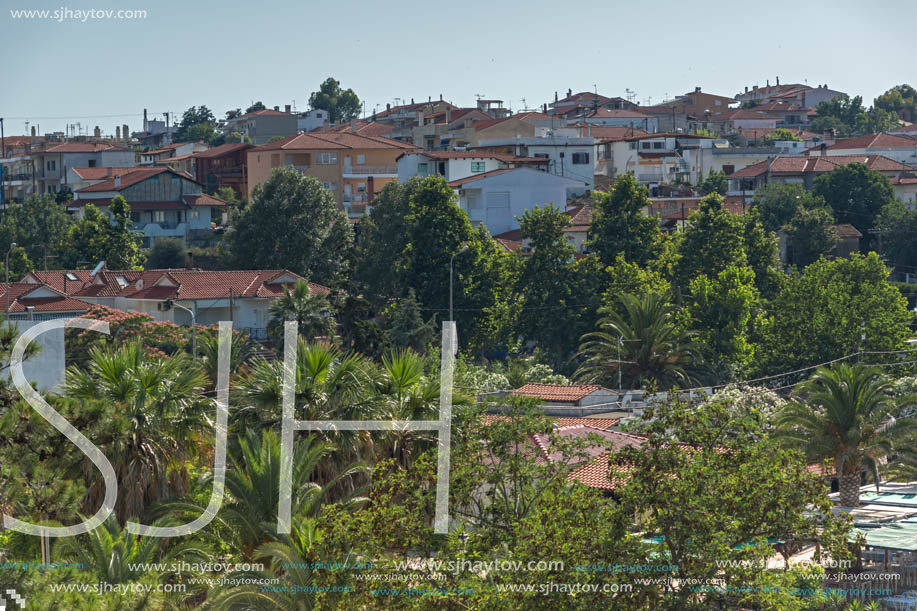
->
xmin=839 ymin=472 xmax=861 ymax=507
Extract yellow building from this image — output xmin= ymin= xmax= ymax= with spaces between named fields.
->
xmin=246 ymin=132 xmax=417 ymax=213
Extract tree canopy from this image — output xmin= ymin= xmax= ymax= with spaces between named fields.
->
xmin=309 ymin=77 xmax=361 ymax=124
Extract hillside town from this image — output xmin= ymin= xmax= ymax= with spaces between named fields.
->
xmin=4 ymin=14 xmax=917 ymax=608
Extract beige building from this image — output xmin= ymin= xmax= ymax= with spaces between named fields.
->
xmin=246 ymin=132 xmax=417 ymax=214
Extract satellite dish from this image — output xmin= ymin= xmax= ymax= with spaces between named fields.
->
xmin=90 ymin=260 xmax=105 ymax=277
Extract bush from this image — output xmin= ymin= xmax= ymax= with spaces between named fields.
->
xmin=146 ymin=237 xmax=187 ymax=269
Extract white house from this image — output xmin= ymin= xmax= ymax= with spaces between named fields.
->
xmin=475 ymin=136 xmax=596 ymax=188
xmin=22 ymin=268 xmax=330 ymax=341
xmin=396 ymin=151 xmax=519 ymax=183
xmin=139 ymin=142 xmax=208 ymax=165
xmin=65 ymin=166 xmax=226 ymax=246
xmin=28 ymin=142 xmax=135 ymax=196
xmin=448 ymin=167 xmax=587 ymax=235
xmin=606 ymin=133 xmax=715 ymax=188
xmin=298 ymin=109 xmax=329 ymax=132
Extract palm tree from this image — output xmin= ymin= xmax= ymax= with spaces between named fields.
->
xmin=63 ymin=341 xmax=211 ymax=521
xmin=205 ymin=525 xmax=320 ymax=610
xmin=574 ymin=292 xmax=703 ymax=390
xmin=161 ymin=429 xmax=366 ymax=562
xmin=267 ymin=280 xmax=334 ymax=343
xmin=195 ymin=327 xmax=253 ymax=386
xmin=776 ymin=363 xmax=917 ymax=507
xmin=372 ymin=349 xmax=441 ymax=468
xmin=235 ymin=340 xmax=377 ymax=483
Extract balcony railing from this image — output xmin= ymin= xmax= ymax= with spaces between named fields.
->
xmin=286 ymin=164 xmax=310 ymax=173
xmin=343 ymin=165 xmax=397 ymax=175
xmin=343 ymin=193 xmax=369 ymax=203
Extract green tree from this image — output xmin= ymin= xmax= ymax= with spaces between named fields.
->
xmin=673 ymin=194 xmax=747 ymax=293
xmin=146 ymin=237 xmax=187 ymax=268
xmin=686 ymin=265 xmax=762 ymax=379
xmin=61 ymin=198 xmax=144 ymax=269
xmin=785 ymin=206 xmax=838 ymax=267
xmin=813 ymin=163 xmax=895 ymax=249
xmin=245 ymin=101 xmax=266 ymax=114
xmin=741 ymin=207 xmax=783 ymax=298
xmin=751 ymin=183 xmax=825 ymax=233
xmin=699 ymin=169 xmax=727 ymax=195
xmin=0 ymin=195 xmax=71 ymax=269
xmin=62 ymin=341 xmax=210 ymax=521
xmin=761 ymin=253 xmax=911 ymax=372
xmin=588 ymin=174 xmax=661 ymax=266
xmin=875 ymin=199 xmax=917 ymax=271
xmin=576 ymin=292 xmax=704 ymax=389
xmin=875 ymin=83 xmax=917 ymax=122
xmin=762 ymin=127 xmax=802 ymax=143
xmin=382 ymin=289 xmax=436 ymax=352
xmin=616 ymin=397 xmax=854 ymax=610
xmin=810 ymin=95 xmax=897 ymax=136
xmin=776 ymin=363 xmax=917 ymax=506
xmin=223 ymin=168 xmax=353 ymax=287
xmin=174 ymin=105 xmax=217 ymax=143
xmin=309 ymin=77 xmax=361 ymax=123
xmin=516 ymin=204 xmax=577 ymax=369
xmin=267 ymin=279 xmax=335 ymax=343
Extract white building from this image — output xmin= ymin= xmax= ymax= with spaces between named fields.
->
xmin=298 ymin=109 xmax=330 ymax=132
xmin=449 ymin=166 xmax=586 ymax=235
xmin=475 ymin=136 xmax=596 ymax=188
xmin=605 ymin=133 xmax=715 ymax=189
xmin=397 ymin=151 xmax=518 ymax=183
xmin=29 ymin=142 xmax=135 ymax=196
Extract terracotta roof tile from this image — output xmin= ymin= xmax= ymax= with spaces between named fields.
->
xmin=728 ymin=155 xmax=914 ymax=178
xmin=512 ymin=383 xmax=607 ymax=403
xmin=192 ymin=143 xmax=254 ymax=158
xmin=76 ymin=167 xmax=173 ymax=192
xmin=252 ymin=132 xmax=417 ymax=152
xmin=70 ymin=167 xmax=146 ymax=180
xmin=824 ymin=133 xmax=917 ymax=151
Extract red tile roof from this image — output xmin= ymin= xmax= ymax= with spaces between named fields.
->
xmin=481 ymin=414 xmax=621 ymax=430
xmin=735 ymin=127 xmax=819 ymax=141
xmin=0 ymin=283 xmax=93 ymax=313
xmin=473 ymin=112 xmax=554 ymax=132
xmin=191 ymin=143 xmax=254 ymax=158
xmin=70 ymin=167 xmax=146 ymax=180
xmin=494 ymin=237 xmax=523 ymax=253
xmin=824 ymin=133 xmax=917 ymax=151
xmin=586 ymin=108 xmax=650 ymax=119
xmin=76 ymin=167 xmax=174 ymax=192
xmin=565 ymin=204 xmax=593 ymax=230
xmin=709 ymin=109 xmax=777 ymax=122
xmin=728 ymin=154 xmax=914 ymax=178
xmin=240 ymin=109 xmax=294 ymax=118
xmin=253 ymin=132 xmax=417 ymax=151
xmin=493 ymin=228 xmax=524 ymax=241
xmin=890 ymin=124 xmax=917 ymax=134
xmin=891 ymin=176 xmax=917 ymax=185
xmin=316 ymin=121 xmax=396 ymax=137
xmin=24 ymin=269 xmax=329 ymax=301
xmin=39 ymin=142 xmax=130 ymax=153
xmin=513 ymin=383 xmax=607 ymax=403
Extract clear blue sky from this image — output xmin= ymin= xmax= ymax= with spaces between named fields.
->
xmin=1 ymin=0 xmax=914 ymax=136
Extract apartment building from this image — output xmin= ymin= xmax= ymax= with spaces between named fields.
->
xmin=246 ymin=131 xmax=417 ymax=212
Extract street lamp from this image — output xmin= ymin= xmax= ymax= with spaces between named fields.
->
xmin=449 ymin=243 xmax=469 ymax=323
xmin=165 ymin=299 xmax=196 ymax=354
xmin=5 ymin=242 xmax=17 ymax=319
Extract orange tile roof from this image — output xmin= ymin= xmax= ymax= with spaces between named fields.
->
xmin=473 ymin=112 xmax=554 ymax=131
xmin=565 ymin=204 xmax=593 ymax=230
xmin=513 ymin=383 xmax=607 ymax=403
xmin=481 ymin=414 xmax=621 ymax=429
xmin=0 ymin=283 xmax=94 ymax=314
xmin=586 ymin=108 xmax=650 ymax=119
xmin=253 ymin=132 xmax=417 ymax=151
xmin=192 ymin=143 xmax=254 ymax=158
xmin=76 ymin=167 xmax=173 ymax=192
xmin=70 ymin=167 xmax=146 ymax=180
xmin=824 ymin=133 xmax=917 ymax=151
xmin=39 ymin=142 xmax=130 ymax=153
xmin=447 ymin=168 xmax=514 ymax=187
xmin=729 ymin=154 xmax=914 ymax=178
xmin=240 ymin=109 xmax=294 ymax=118
xmin=316 ymin=121 xmax=395 ymax=137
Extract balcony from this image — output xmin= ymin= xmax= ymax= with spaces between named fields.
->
xmin=343 ymin=193 xmax=369 ymax=204
xmin=342 ymin=165 xmax=398 ymax=177
xmin=286 ymin=164 xmax=310 ymax=174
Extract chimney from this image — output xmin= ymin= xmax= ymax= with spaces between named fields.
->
xmin=766 ymin=79 xmax=770 ymax=87
xmin=776 ymin=76 xmax=780 ymax=86
xmin=567 ymin=88 xmax=572 ymax=97
xmin=439 ymin=94 xmax=443 ymax=101
xmin=411 ymin=98 xmax=414 ymax=104
xmin=543 ymin=103 xmax=548 ymax=113
xmin=351 ymin=119 xmax=357 ymax=134
xmin=695 ymin=86 xmax=701 ymax=94
xmin=820 ymin=142 xmax=826 ymax=155
xmin=445 ymin=107 xmax=452 ymax=123
xmin=31 ymin=126 xmax=36 ymax=137
xmin=114 ymin=175 xmax=121 ymax=189
xmin=745 ymin=86 xmax=749 ymax=93
xmin=143 ymin=108 xmax=148 ymax=132
xmin=273 ymin=105 xmax=280 ymax=111
xmin=187 ymin=251 xmax=193 ymax=269
xmin=94 ymin=126 xmax=101 ymax=138
xmin=122 ymin=124 xmax=129 ymax=142
xmin=285 ymin=104 xmax=291 ymax=113
xmin=116 ymin=126 xmax=121 ymax=140
xmin=368 ymin=176 xmax=375 ymax=203
xmin=386 ymin=103 xmax=391 ymax=112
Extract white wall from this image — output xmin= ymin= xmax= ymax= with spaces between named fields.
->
xmin=5 ymin=321 xmax=66 ymax=391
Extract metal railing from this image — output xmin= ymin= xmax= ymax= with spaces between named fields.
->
xmin=343 ymin=165 xmax=397 ymax=175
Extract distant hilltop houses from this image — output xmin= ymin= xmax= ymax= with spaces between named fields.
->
xmin=0 ymin=78 xmax=914 ymax=255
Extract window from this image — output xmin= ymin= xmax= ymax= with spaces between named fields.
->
xmin=470 ymin=161 xmax=486 ymax=173
xmin=357 ymin=182 xmax=366 ymax=193
xmin=88 ymin=160 xmax=97 ymax=168
xmin=191 ymin=210 xmax=200 ymax=219
xmin=629 ymin=142 xmax=637 ymax=150
xmin=322 ymin=181 xmax=338 ymax=191
xmin=641 ymin=142 xmax=651 ymax=150
xmin=417 ymin=162 xmax=428 ymax=174
xmin=65 ymin=273 xmax=78 ymax=281
xmin=316 ymin=112 xmax=323 ymax=118
xmin=652 ymin=141 xmax=664 ymax=149
xmin=317 ymin=153 xmax=338 ymax=165
xmin=46 ymin=160 xmax=56 ymax=171
xmin=356 ymin=154 xmax=366 ymax=165
xmin=715 ymin=100 xmax=722 ymax=106
xmin=572 ymin=152 xmax=590 ymax=164
xmin=154 ymin=210 xmax=165 ymax=223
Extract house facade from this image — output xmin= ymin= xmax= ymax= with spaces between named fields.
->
xmin=66 ymin=167 xmax=226 ymax=246
xmin=192 ymin=142 xmax=254 ymax=197
xmin=449 ymin=167 xmax=587 ymax=235
xmin=225 ymin=108 xmax=300 ymax=145
xmin=246 ymin=131 xmax=417 ymax=213
xmin=29 ymin=142 xmax=135 ymax=196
